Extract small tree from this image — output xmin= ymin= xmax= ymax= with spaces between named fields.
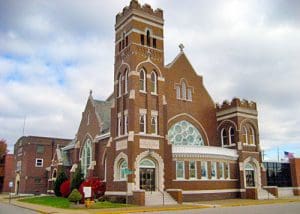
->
xmin=0 ymin=139 xmax=7 ymax=160
xmin=71 ymin=164 xmax=84 ymax=191
xmin=54 ymin=168 xmax=68 ymax=196
xmin=68 ymin=189 xmax=82 ymax=203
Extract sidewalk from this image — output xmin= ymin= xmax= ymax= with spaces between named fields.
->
xmin=1 ymin=194 xmax=300 ymax=214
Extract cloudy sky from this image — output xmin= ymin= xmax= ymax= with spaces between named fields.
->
xmin=0 ymin=0 xmax=299 ymax=160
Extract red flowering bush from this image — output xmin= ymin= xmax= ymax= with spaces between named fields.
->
xmin=79 ymin=177 xmax=106 ymax=201
xmin=60 ymin=179 xmax=71 ymax=198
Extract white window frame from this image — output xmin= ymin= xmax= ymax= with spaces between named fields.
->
xmin=124 ymin=69 xmax=128 ymax=94
xmin=119 ymin=160 xmax=128 ymax=181
xmin=176 ymin=161 xmax=185 ymax=180
xmin=176 ymin=86 xmax=181 ymax=99
xmin=139 ymin=114 xmax=146 ymax=133
xmin=151 ymin=115 xmax=158 ymax=135
xmin=242 ymin=126 xmax=248 ymax=144
xmin=221 ymin=128 xmax=228 ymax=146
xmin=249 ymin=127 xmax=255 ymax=145
xmin=35 ymin=158 xmax=43 ymax=167
xmin=182 ymin=82 xmax=187 ymax=100
xmin=211 ymin=161 xmax=217 ymax=179
xmin=201 ymin=161 xmax=208 ymax=179
xmin=139 ymin=69 xmax=146 ymax=92
xmin=219 ymin=162 xmax=225 ymax=179
xmin=124 ymin=114 xmax=128 ymax=135
xmin=189 ymin=160 xmax=197 ymax=179
xmin=118 ymin=74 xmax=122 ymax=97
xmin=150 ymin=71 xmax=157 ymax=94
xmin=229 ymin=126 xmax=234 ymax=145
xmin=187 ymin=88 xmax=192 ymax=101
xmin=225 ymin=162 xmax=230 ymax=179
xmin=117 ymin=116 xmax=122 ymax=136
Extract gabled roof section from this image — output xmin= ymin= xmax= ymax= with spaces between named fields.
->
xmin=93 ymin=99 xmax=112 ymax=134
xmin=165 ymin=50 xmax=202 ymax=78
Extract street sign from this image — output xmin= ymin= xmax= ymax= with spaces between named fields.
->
xmin=83 ymin=186 xmax=92 ymax=198
xmin=123 ymin=168 xmax=134 ymax=175
xmin=9 ymin=181 xmax=13 ymax=188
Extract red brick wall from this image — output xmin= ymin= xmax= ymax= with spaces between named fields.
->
xmin=3 ymin=154 xmax=15 ymax=192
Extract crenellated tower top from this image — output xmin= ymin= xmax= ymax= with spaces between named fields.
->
xmin=116 ymin=0 xmax=163 ymax=27
xmin=216 ymin=98 xmax=257 ymax=112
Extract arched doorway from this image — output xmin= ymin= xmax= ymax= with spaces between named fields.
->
xmin=139 ymin=158 xmax=156 ymax=191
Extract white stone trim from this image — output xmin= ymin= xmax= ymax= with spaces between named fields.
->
xmin=115 ymin=13 xmax=163 ymax=32
xmin=105 ymin=191 xmax=133 ymax=196
xmin=217 ymin=119 xmax=238 ymax=131
xmin=94 ymin=133 xmax=110 ymax=142
xmin=216 ymin=107 xmax=258 ymax=117
xmin=129 ymin=90 xmax=135 ymax=99
xmin=151 ymin=110 xmax=158 ymax=116
xmin=172 ymin=146 xmax=238 ymax=161
xmin=217 ymin=113 xmax=257 ymax=122
xmin=113 ymin=152 xmax=128 ymax=181
xmin=134 ymin=151 xmax=164 ymax=191
xmin=139 ymin=108 xmax=147 ymax=115
xmin=124 ymin=109 xmax=128 ymax=115
xmin=182 ymin=189 xmax=245 ymax=194
xmin=116 ymin=139 xmax=128 ymax=151
xmin=135 ymin=57 xmax=163 ymax=78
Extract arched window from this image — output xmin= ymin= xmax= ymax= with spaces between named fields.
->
xmin=119 ymin=159 xmax=128 ymax=180
xmin=124 ymin=69 xmax=128 ymax=94
xmin=117 ymin=73 xmax=122 ymax=97
xmin=151 ymin=115 xmax=157 ymax=134
xmin=151 ymin=71 xmax=157 ymax=94
xmin=81 ymin=139 xmax=92 ymax=178
xmin=249 ymin=127 xmax=255 ymax=145
xmin=242 ymin=126 xmax=248 ymax=144
xmin=245 ymin=163 xmax=255 ymax=187
xmin=139 ymin=114 xmax=146 ymax=133
xmin=229 ymin=127 xmax=235 ymax=144
xmin=52 ymin=169 xmax=57 ymax=179
xmin=139 ymin=69 xmax=146 ymax=92
xmin=221 ymin=128 xmax=228 ymax=146
xmin=168 ymin=120 xmax=204 ymax=146
xmin=146 ymin=30 xmax=151 ymax=46
xmin=182 ymin=82 xmax=187 ymax=100
xmin=140 ymin=159 xmax=155 ymax=168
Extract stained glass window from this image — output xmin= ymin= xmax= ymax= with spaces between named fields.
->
xmin=168 ymin=120 xmax=204 ymax=146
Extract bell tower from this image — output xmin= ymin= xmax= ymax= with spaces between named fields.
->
xmin=108 ymin=0 xmax=167 ymax=194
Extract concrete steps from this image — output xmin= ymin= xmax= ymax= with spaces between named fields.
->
xmin=258 ymin=188 xmax=276 ymax=200
xmin=145 ymin=191 xmax=178 ymax=206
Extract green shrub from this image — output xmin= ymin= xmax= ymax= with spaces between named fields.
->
xmin=68 ymin=189 xmax=82 ymax=203
xmin=54 ymin=169 xmax=68 ymax=196
xmin=71 ymin=164 xmax=84 ymax=191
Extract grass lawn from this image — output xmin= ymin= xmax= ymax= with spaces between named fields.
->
xmin=19 ymin=196 xmax=70 ymax=208
xmin=19 ymin=196 xmax=134 ymax=209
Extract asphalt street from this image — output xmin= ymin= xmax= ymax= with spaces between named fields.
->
xmin=139 ymin=202 xmax=300 ymax=214
xmin=0 ymin=202 xmax=37 ymax=214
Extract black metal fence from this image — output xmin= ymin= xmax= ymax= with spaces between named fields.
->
xmin=263 ymin=162 xmax=292 ymax=187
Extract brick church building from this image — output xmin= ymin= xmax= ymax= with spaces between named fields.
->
xmin=48 ymin=0 xmax=290 ymax=205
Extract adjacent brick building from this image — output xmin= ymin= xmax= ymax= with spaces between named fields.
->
xmin=14 ymin=136 xmax=71 ymax=194
xmin=2 ymin=154 xmax=15 ymax=193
